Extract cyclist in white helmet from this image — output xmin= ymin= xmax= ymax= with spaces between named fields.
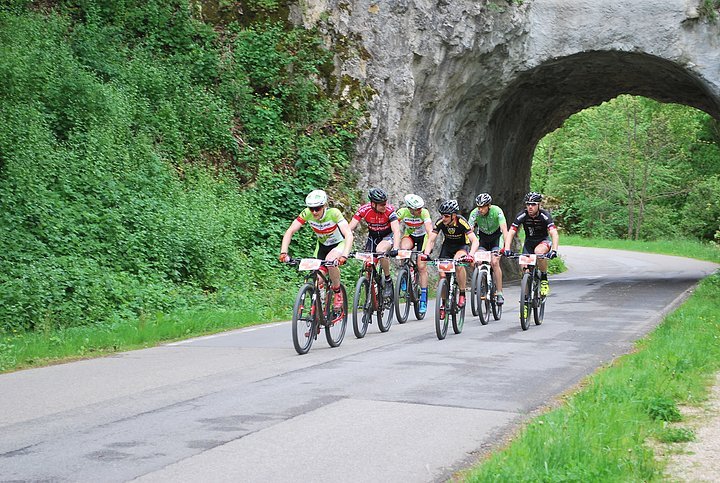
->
xmin=280 ymin=189 xmax=353 ymax=310
xmin=468 ymin=193 xmax=509 ymax=305
xmin=395 ymin=194 xmax=433 ymax=314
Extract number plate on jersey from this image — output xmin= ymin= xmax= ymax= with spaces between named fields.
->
xmin=299 ymin=258 xmax=322 ymax=271
xmin=438 ymin=260 xmax=456 ymax=273
xmin=519 ymin=255 xmax=537 ymax=265
xmin=474 ymin=251 xmax=492 ymax=263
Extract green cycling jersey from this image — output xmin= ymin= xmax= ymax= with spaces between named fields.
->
xmin=396 ymin=207 xmax=432 ymax=237
xmin=468 ymin=205 xmax=506 ymax=236
xmin=296 ymin=207 xmax=348 ymax=246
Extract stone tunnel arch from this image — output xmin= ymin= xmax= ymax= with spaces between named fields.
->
xmin=465 ymin=50 xmax=720 ymax=216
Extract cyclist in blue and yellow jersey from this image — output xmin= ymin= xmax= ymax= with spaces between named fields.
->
xmin=467 ymin=193 xmax=509 ymax=305
xmin=280 ymin=189 xmax=354 ymax=310
xmin=348 ymin=187 xmax=402 ymax=299
xmin=502 ymin=191 xmax=559 ymax=296
xmin=422 ymin=199 xmax=479 ymax=308
xmin=396 ymin=194 xmax=433 ymax=314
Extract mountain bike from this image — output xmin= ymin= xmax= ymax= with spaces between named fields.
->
xmin=286 ymin=258 xmax=348 ymax=355
xmin=352 ymin=252 xmax=394 ymax=338
xmin=394 ymin=249 xmax=425 ymax=323
xmin=472 ymin=250 xmax=502 ymax=325
xmin=428 ymin=258 xmax=470 ymax=340
xmin=506 ymin=253 xmax=548 ymax=331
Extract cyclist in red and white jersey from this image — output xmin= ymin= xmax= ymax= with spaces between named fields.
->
xmin=280 ymin=189 xmax=354 ymax=310
xmin=348 ymin=187 xmax=402 ymax=299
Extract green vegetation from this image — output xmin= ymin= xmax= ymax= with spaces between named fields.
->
xmin=465 ymin=271 xmax=720 ymax=481
xmin=0 ymin=0 xmax=363 ymax=358
xmin=533 ymin=96 xmax=720 ymax=243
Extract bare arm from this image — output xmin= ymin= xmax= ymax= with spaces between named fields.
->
xmin=339 ymin=221 xmax=354 ymax=257
xmin=424 ymin=231 xmax=438 ymax=256
xmin=280 ymin=219 xmax=304 ymax=254
xmin=390 ymin=219 xmax=402 ymax=250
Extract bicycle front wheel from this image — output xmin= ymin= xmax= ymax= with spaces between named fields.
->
xmin=533 ymin=276 xmax=545 ymax=326
xmin=435 ymin=278 xmax=449 ymax=340
xmin=478 ymin=269 xmax=490 ymax=325
xmin=395 ymin=267 xmax=411 ymax=324
xmin=353 ymin=276 xmax=371 ymax=339
xmin=326 ymin=284 xmax=348 ymax=347
xmin=470 ymin=268 xmax=479 ymax=317
xmin=292 ymin=283 xmax=317 ymax=355
xmin=377 ymin=278 xmax=394 ymax=332
xmin=451 ymin=283 xmax=465 ymax=334
xmin=519 ymin=273 xmax=531 ymax=331
xmin=491 ymin=282 xmax=502 ymax=321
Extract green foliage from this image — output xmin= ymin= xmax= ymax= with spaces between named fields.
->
xmin=656 ymin=426 xmax=695 ymax=443
xmin=0 ymin=2 xmax=362 ymax=334
xmin=533 ymin=96 xmax=720 ymax=242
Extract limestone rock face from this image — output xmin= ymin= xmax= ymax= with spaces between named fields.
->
xmin=298 ymin=0 xmax=720 ymax=215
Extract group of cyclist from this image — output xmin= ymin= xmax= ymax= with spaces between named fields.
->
xmin=280 ymin=187 xmax=559 ymax=318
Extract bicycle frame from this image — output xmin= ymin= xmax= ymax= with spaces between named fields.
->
xmin=506 ymin=253 xmax=548 ymax=331
xmin=429 ymin=258 xmax=469 ymax=340
xmin=352 ymin=252 xmax=394 ymax=337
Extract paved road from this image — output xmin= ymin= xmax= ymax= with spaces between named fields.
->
xmin=1 ymin=247 xmax=717 ymax=482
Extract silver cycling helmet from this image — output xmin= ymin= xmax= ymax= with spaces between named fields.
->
xmin=305 ymin=189 xmax=328 ymax=208
xmin=475 ymin=193 xmax=492 ymax=206
xmin=404 ymin=194 xmax=425 ymax=209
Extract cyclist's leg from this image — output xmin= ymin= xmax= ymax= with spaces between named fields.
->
xmin=323 ymin=241 xmax=345 ymax=288
xmin=376 ymin=235 xmax=394 ymax=277
xmin=413 ymin=235 xmax=429 ymax=312
xmin=453 ymin=245 xmax=469 ymax=291
xmin=532 ymin=238 xmax=552 ymax=295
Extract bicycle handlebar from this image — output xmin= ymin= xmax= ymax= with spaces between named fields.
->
xmin=284 ymin=258 xmax=340 ymax=267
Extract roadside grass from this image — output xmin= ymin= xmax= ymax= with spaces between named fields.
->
xmin=562 ymin=235 xmax=720 ymax=263
xmin=463 ymin=270 xmax=720 ymax=481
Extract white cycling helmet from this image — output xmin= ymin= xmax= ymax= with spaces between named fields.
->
xmin=404 ymin=194 xmax=425 ymax=209
xmin=305 ymin=189 xmax=328 ymax=208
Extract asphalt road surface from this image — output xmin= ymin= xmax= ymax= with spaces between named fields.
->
xmin=1 ymin=247 xmax=717 ymax=482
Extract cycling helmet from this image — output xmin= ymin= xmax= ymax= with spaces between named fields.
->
xmin=368 ymin=187 xmax=388 ymax=203
xmin=438 ymin=199 xmax=460 ymax=215
xmin=404 ymin=194 xmax=425 ymax=209
xmin=305 ymin=189 xmax=328 ymax=208
xmin=524 ymin=191 xmax=543 ymax=204
xmin=475 ymin=193 xmax=492 ymax=206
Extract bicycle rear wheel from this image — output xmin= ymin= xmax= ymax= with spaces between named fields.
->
xmin=519 ymin=272 xmax=531 ymax=331
xmin=451 ymin=283 xmax=465 ymax=334
xmin=470 ymin=268 xmax=479 ymax=317
xmin=435 ymin=278 xmax=449 ymax=340
xmin=394 ymin=267 xmax=411 ymax=324
xmin=377 ymin=278 xmax=394 ymax=332
xmin=533 ymin=276 xmax=545 ymax=325
xmin=478 ymin=269 xmax=490 ymax=325
xmin=292 ymin=283 xmax=317 ymax=355
xmin=353 ymin=276 xmax=371 ymax=339
xmin=325 ymin=284 xmax=348 ymax=347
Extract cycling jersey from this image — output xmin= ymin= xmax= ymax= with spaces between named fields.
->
xmin=396 ymin=207 xmax=432 ymax=237
xmin=509 ymin=208 xmax=556 ymax=242
xmin=468 ymin=205 xmax=506 ymax=236
xmin=353 ymin=203 xmax=398 ymax=236
xmin=297 ymin=207 xmax=348 ymax=246
xmin=432 ymin=215 xmax=472 ymax=246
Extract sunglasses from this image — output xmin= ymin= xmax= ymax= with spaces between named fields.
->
xmin=525 ymin=202 xmax=539 ymax=206
xmin=309 ymin=206 xmax=324 ymax=212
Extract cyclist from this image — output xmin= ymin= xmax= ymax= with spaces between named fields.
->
xmin=279 ymin=189 xmax=354 ymax=311
xmin=422 ymin=199 xmax=479 ymax=308
xmin=348 ymin=187 xmax=402 ymax=299
xmin=395 ymin=194 xmax=433 ymax=314
xmin=502 ymin=191 xmax=559 ymax=296
xmin=468 ymin=193 xmax=509 ymax=305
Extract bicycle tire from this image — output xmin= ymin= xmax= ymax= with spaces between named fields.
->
xmin=470 ymin=268 xmax=479 ymax=317
xmin=395 ymin=267 xmax=411 ymax=324
xmin=520 ymin=272 xmax=531 ymax=331
xmin=478 ymin=268 xmax=490 ymax=325
xmin=491 ymin=281 xmax=502 ymax=320
xmin=325 ymin=284 xmax=348 ymax=347
xmin=533 ymin=275 xmax=545 ymax=326
xmin=412 ymin=267 xmax=425 ymax=320
xmin=292 ymin=283 xmax=316 ymax=355
xmin=452 ymin=283 xmax=465 ymax=334
xmin=378 ymin=277 xmax=394 ymax=332
xmin=352 ymin=276 xmax=371 ymax=339
xmin=435 ymin=277 xmax=449 ymax=340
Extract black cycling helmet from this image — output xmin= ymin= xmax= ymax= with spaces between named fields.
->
xmin=475 ymin=193 xmax=492 ymax=206
xmin=438 ymin=199 xmax=460 ymax=215
xmin=524 ymin=191 xmax=543 ymax=204
xmin=368 ymin=187 xmax=388 ymax=203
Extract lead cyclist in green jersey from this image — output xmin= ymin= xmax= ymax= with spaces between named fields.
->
xmin=396 ymin=194 xmax=433 ymax=314
xmin=467 ymin=193 xmax=509 ymax=305
xmin=279 ymin=189 xmax=354 ymax=310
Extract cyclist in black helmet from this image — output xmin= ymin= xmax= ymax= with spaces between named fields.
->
xmin=422 ymin=199 xmax=479 ymax=308
xmin=502 ymin=192 xmax=559 ymax=296
xmin=349 ymin=187 xmax=402 ymax=299
xmin=468 ymin=193 xmax=509 ymax=305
